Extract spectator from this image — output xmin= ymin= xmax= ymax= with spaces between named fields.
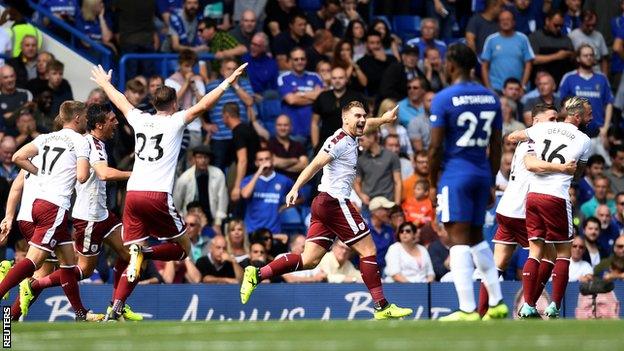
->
xmin=166 ymin=0 xmax=202 ymax=52
xmin=331 ymin=40 xmax=367 ymax=93
xmin=173 ymin=145 xmax=228 ymax=234
xmin=595 ymin=205 xmax=620 ymax=252
xmin=371 ymin=18 xmax=401 ymax=61
xmin=39 ymin=0 xmax=78 ymax=26
xmin=6 ymin=35 xmax=38 ymax=89
xmin=428 ymin=222 xmax=451 ymax=281
xmin=239 ymin=242 xmax=269 ymax=270
xmin=481 ymin=9 xmax=534 ymax=91
xmin=397 ymin=77 xmax=427 ymax=128
xmin=196 ymin=18 xmax=247 ymax=66
xmin=344 ymin=19 xmax=366 ymax=62
xmin=250 ymin=228 xmax=288 ymax=261
xmin=367 ymin=196 xmax=396 ymax=272
xmin=496 ymin=151 xmax=513 ymax=192
xmin=582 ymin=216 xmax=610 ymax=267
xmin=407 ymin=91 xmax=435 ymax=153
xmin=355 ymin=131 xmax=402 ymax=205
xmin=264 ymin=0 xmax=297 ymax=37
xmin=0 ymin=65 xmax=32 ymax=133
xmin=2 ymin=8 xmax=42 ymax=58
xmin=316 ymin=241 xmax=362 ymax=283
xmin=85 ymin=87 xmax=107 ymax=106
xmin=241 ymin=149 xmax=293 ymax=234
xmin=307 ymin=0 xmax=344 ymax=37
xmin=225 ymin=219 xmax=250 ymax=263
xmin=224 ymin=102 xmax=261 ymax=203
xmin=356 ymin=31 xmax=398 ymax=99
xmin=420 ymin=47 xmax=446 ymax=93
xmin=505 ymin=0 xmax=539 ymax=36
xmin=563 ymin=0 xmax=582 ymax=35
xmin=158 ymin=257 xmax=202 ymax=284
xmin=581 ymin=176 xmax=616 ymax=218
xmin=43 ymin=60 xmax=73 ymax=118
xmin=389 ymin=205 xmax=406 ymax=232
xmin=268 ymin=115 xmax=308 ymax=181
xmin=185 ymin=212 xmax=209 ymax=262
xmin=311 ymin=66 xmax=366 ymax=150
xmin=402 ymin=151 xmax=430 ymax=202
xmin=0 ymin=136 xmax=18 ymax=182
xmin=582 ymin=0 xmax=620 ymax=46
xmin=278 ymin=47 xmax=323 ymax=142
xmin=569 ymin=236 xmax=593 ymax=282
xmin=568 ymin=10 xmax=609 ymax=75
xmin=228 ymin=9 xmax=257 ymax=49
xmin=466 ymin=0 xmax=503 ymax=55
xmin=242 ymin=32 xmax=278 ymax=98
xmin=315 ymin=60 xmax=332 ymax=89
xmin=335 ymin=0 xmax=363 ymax=30
xmin=13 ymin=109 xmax=40 ymax=148
xmin=406 ymin=18 xmax=447 ymax=63
xmin=113 ymin=0 xmax=157 ymax=79
xmin=501 ymin=97 xmax=525 ymax=135
xmin=529 ymin=9 xmax=575 ymax=85
xmin=402 ymin=179 xmax=435 ymax=226
xmin=379 ymin=46 xmax=425 ymax=103
xmin=305 ymin=30 xmax=333 ymax=72
xmin=383 ymin=133 xmax=411 ymax=180
xmin=578 ymin=154 xmax=606 ymax=204
xmin=205 ymin=58 xmax=255 ymax=170
xmin=522 ymin=71 xmax=561 ymax=126
xmin=123 ymin=79 xmax=150 ymax=112
xmin=501 ymin=78 xmax=524 ymax=122
xmin=25 ymin=51 xmax=55 ymax=97
xmin=606 ymin=146 xmax=624 ymax=194
xmin=75 ymin=0 xmax=115 ymax=53
xmin=379 ymin=99 xmax=413 ymax=162
xmin=384 ymin=222 xmax=435 ymax=283
xmin=272 ymin=13 xmax=313 ymax=70
xmin=612 ymin=192 xmax=624 ymax=235
xmin=147 ymin=75 xmax=165 ymax=98
xmin=594 ymin=235 xmax=624 ymax=278
xmin=196 ymin=235 xmax=243 ymax=283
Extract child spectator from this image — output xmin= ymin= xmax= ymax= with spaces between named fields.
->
xmin=45 ymin=60 xmax=73 ymax=117
xmin=402 ymin=179 xmax=434 ymax=226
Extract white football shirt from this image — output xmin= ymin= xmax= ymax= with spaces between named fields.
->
xmin=32 ymin=129 xmax=90 ymax=210
xmin=496 ymin=142 xmax=532 ymax=218
xmin=318 ymin=129 xmax=359 ymax=199
xmin=16 ymin=156 xmax=41 ymax=223
xmin=72 ymin=135 xmax=109 ymax=222
xmin=525 ymin=122 xmax=592 ymax=200
xmin=126 ymin=109 xmax=186 ymax=193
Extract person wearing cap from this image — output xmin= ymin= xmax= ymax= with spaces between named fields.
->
xmin=173 ymin=144 xmax=228 ymax=236
xmin=378 ymin=45 xmax=427 ymax=103
xmin=367 ymin=196 xmax=396 ymax=273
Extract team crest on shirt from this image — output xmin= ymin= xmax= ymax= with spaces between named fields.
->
xmin=430 ymin=115 xmax=437 ymax=122
xmin=50 ymin=239 xmax=57 ymax=248
xmin=0 ymin=103 xmax=6 ymax=110
xmin=275 ymin=184 xmax=281 ymax=191
xmin=358 ymin=222 xmax=366 ymax=231
xmin=91 ymin=244 xmax=99 ymax=252
xmin=495 ymin=45 xmax=501 ymax=51
xmin=307 ymin=80 xmax=314 ymax=86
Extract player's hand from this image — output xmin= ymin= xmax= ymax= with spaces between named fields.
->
xmin=562 ymin=160 xmax=577 ymax=175
xmin=0 ymin=218 xmax=11 ymax=245
xmin=89 ymin=64 xmax=113 ymax=87
xmin=381 ymin=105 xmax=399 ymax=125
xmin=226 ymin=62 xmax=249 ymax=85
xmin=286 ymin=189 xmax=299 ymax=207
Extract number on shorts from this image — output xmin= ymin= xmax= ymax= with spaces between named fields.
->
xmin=455 ymin=111 xmax=496 ymax=147
xmin=136 ymin=133 xmax=165 ymax=162
xmin=40 ymin=146 xmax=66 ymax=174
xmin=540 ymin=139 xmax=567 ymax=163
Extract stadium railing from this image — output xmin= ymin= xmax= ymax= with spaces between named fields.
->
xmin=26 ymin=0 xmax=113 ymax=71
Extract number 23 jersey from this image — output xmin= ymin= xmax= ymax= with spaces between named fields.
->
xmin=525 ymin=121 xmax=591 ymax=200
xmin=126 ymin=109 xmax=187 ymax=193
xmin=429 ymin=82 xmax=502 ymax=178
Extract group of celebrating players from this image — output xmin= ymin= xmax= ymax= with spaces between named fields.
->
xmin=0 ymin=41 xmax=591 ymax=322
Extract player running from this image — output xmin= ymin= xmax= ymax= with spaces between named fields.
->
xmin=509 ymin=96 xmax=592 ymax=318
xmin=90 ymin=63 xmax=247 ymax=321
xmin=477 ymin=103 xmax=577 ymax=319
xmin=427 ymin=43 xmax=507 ymax=321
xmin=16 ymin=104 xmax=141 ymax=320
xmin=0 ymin=101 xmax=100 ymax=321
xmin=240 ymin=101 xmax=413 ymax=320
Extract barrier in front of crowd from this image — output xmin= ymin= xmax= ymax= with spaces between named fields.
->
xmin=8 ymin=281 xmax=623 ymax=321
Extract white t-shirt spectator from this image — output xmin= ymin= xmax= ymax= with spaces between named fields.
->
xmin=568 ymin=28 xmax=609 ymax=72
xmin=568 ymin=259 xmax=593 ymax=282
xmin=384 ymin=242 xmax=434 ymax=283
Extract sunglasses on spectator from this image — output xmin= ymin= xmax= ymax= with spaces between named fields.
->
xmin=188 ymin=223 xmax=199 ymax=227
xmin=263 ymin=236 xmax=272 ymax=241
xmin=197 ymin=27 xmax=207 ymax=32
xmin=408 ymin=86 xmax=421 ymax=90
xmin=616 ymin=245 xmax=624 ymax=249
xmin=400 ymin=228 xmax=413 ymax=233
xmin=618 ymin=202 xmax=624 ymax=206
xmin=291 ymin=57 xmax=306 ymax=62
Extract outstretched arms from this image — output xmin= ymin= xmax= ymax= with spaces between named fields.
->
xmin=90 ymin=65 xmax=135 ymax=117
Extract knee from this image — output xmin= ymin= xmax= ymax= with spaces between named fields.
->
xmin=78 ymin=265 xmax=95 ymax=279
xmin=301 ymin=256 xmax=321 ymax=269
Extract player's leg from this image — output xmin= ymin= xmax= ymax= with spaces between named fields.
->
xmin=478 ymin=243 xmax=514 ymax=317
xmin=11 ymin=261 xmax=56 ymax=320
xmin=104 ymin=226 xmax=130 ymax=296
xmin=53 ymin=243 xmax=99 ymax=321
xmin=544 ymin=243 xmax=571 ymax=318
xmin=532 ymin=243 xmax=556 ymax=304
xmin=0 ymin=246 xmax=46 ymax=298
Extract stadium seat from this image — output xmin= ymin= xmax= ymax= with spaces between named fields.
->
xmin=298 ymin=0 xmax=322 ymax=12
xmin=392 ymin=15 xmax=421 ymax=43
xmin=258 ymin=96 xmax=282 ymax=136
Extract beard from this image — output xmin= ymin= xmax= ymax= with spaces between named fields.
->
xmin=579 ymin=61 xmax=594 ymax=70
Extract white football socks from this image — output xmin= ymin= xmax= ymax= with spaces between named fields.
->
xmin=471 ymin=241 xmax=503 ymax=306
xmin=449 ymin=245 xmax=476 ymax=312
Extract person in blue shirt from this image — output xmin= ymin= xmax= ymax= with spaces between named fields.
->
xmin=242 ymin=32 xmax=278 ymax=96
xmin=428 ymin=43 xmax=506 ymax=321
xmin=480 ymin=9 xmax=535 ymax=92
xmin=74 ymin=0 xmax=115 ymax=52
xmin=559 ymin=44 xmax=614 ymax=138
xmin=406 ymin=18 xmax=447 ymax=63
xmin=241 ymin=149 xmax=294 ymax=234
xmin=168 ymin=0 xmax=202 ymax=52
xmin=277 ymin=47 xmax=323 ymax=142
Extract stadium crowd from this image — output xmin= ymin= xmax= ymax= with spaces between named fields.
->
xmin=0 ymin=0 xmax=623 ymax=287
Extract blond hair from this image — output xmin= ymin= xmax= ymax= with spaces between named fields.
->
xmin=58 ymin=101 xmax=87 ymax=125
xmin=563 ymin=96 xmax=588 ymax=118
xmin=225 ymin=219 xmax=249 ymax=255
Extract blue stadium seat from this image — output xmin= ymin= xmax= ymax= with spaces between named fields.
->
xmin=298 ymin=0 xmax=322 ymax=12
xmin=392 ymin=15 xmax=421 ymax=43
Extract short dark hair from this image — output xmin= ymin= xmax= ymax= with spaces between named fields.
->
xmin=47 ymin=60 xmax=64 ymax=73
xmin=289 ymin=46 xmax=306 ymax=59
xmin=178 ymin=49 xmax=197 ymax=66
xmin=610 ymin=144 xmax=624 ymax=158
xmin=126 ymin=79 xmax=146 ymax=94
xmin=395 ymin=222 xmax=419 ymax=242
xmin=581 ymin=9 xmax=597 ymax=22
xmin=322 ymin=0 xmax=341 ymax=7
xmin=289 ymin=11 xmax=307 ymax=25
xmin=186 ymin=201 xmax=203 ymax=213
xmin=255 ymin=148 xmax=273 ymax=159
xmin=222 ymin=102 xmax=240 ymax=118
xmin=503 ymin=77 xmax=521 ymax=88
xmin=587 ymin=154 xmax=606 ymax=168
xmin=201 ymin=18 xmax=217 ymax=30
xmin=545 ymin=9 xmax=564 ymax=20
xmin=583 ymin=216 xmax=600 ymax=229
xmin=611 ymin=256 xmax=624 ymax=273
xmin=86 ymin=103 xmax=111 ymax=131
xmin=531 ymin=103 xmax=557 ymax=117
xmin=151 ymin=85 xmax=177 ymax=111
xmin=446 ymin=43 xmax=477 ymax=74
xmin=365 ymin=30 xmax=382 ymax=41
xmin=615 ymin=191 xmax=624 ymax=203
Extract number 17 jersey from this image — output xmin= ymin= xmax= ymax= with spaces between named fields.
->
xmin=525 ymin=121 xmax=591 ymax=201
xmin=126 ymin=109 xmax=187 ymax=193
xmin=429 ymin=81 xmax=502 ymax=177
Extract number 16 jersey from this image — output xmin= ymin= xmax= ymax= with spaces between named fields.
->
xmin=525 ymin=121 xmax=591 ymax=201
xmin=126 ymin=109 xmax=187 ymax=193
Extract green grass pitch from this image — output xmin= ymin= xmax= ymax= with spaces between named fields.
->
xmin=10 ymin=320 xmax=624 ymax=351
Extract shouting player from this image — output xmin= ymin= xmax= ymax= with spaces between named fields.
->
xmin=240 ymin=101 xmax=413 ymax=320
xmin=1 ymin=101 xmax=100 ymax=321
xmin=509 ymin=96 xmax=592 ymax=318
xmin=428 ymin=43 xmax=507 ymax=321
xmin=477 ymin=103 xmax=577 ymax=318
xmin=90 ymin=63 xmax=247 ymax=320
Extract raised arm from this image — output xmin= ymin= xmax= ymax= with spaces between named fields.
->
xmin=363 ymin=105 xmax=398 ymax=134
xmin=90 ymin=65 xmax=135 ymax=116
xmin=184 ymin=63 xmax=248 ymax=124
